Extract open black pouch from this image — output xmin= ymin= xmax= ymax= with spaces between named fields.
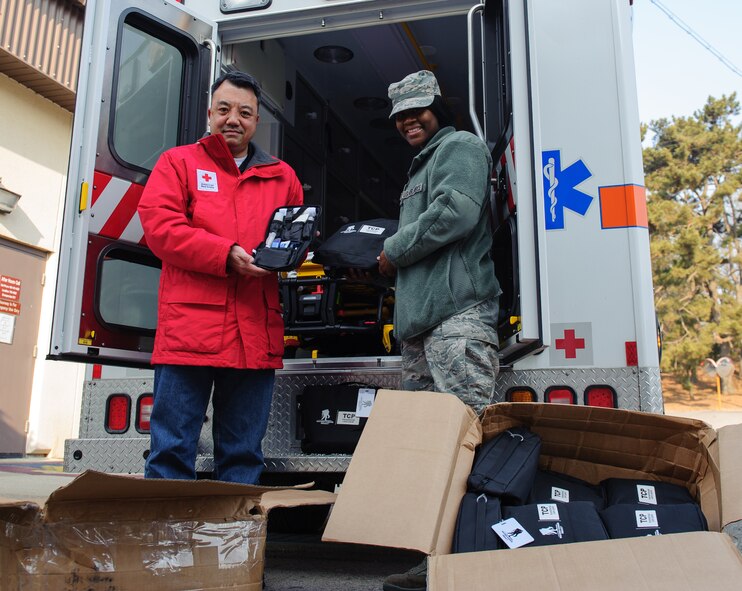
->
xmin=253 ymin=206 xmax=321 ymax=271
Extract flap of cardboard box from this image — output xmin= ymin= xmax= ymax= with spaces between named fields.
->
xmin=41 ymin=471 xmax=333 ymax=522
xmin=719 ymin=422 xmax=742 ymax=526
xmin=260 ymin=488 xmax=336 ymax=512
xmin=428 ymin=531 xmax=742 ymax=590
xmin=0 ymin=501 xmax=42 ymax=526
xmin=323 ymin=389 xmax=480 ymax=555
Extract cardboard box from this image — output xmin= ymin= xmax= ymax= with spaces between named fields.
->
xmin=0 ymin=471 xmax=335 ymax=591
xmin=323 ymin=390 xmax=742 ymax=590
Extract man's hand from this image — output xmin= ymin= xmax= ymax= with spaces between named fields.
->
xmin=227 ymin=244 xmax=272 ymax=277
xmin=378 ymin=250 xmax=397 ymax=278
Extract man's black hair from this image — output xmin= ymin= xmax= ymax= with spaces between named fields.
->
xmin=429 ymin=95 xmax=455 ymax=128
xmin=211 ymin=70 xmax=262 ymax=102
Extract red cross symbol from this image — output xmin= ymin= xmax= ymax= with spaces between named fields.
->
xmin=201 ymin=172 xmax=213 ymax=182
xmin=555 ymin=329 xmax=585 ymax=359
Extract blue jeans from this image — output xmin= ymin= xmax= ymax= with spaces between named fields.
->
xmin=144 ymin=364 xmax=275 ymax=484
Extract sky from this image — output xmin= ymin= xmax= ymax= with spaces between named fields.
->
xmin=631 ymin=0 xmax=742 ymax=125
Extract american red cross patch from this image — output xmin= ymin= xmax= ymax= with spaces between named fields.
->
xmin=197 ymin=169 xmax=218 ymax=192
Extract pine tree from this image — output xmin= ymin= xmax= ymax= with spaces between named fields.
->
xmin=643 ymin=94 xmax=742 ymax=393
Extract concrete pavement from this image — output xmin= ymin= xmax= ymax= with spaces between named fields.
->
xmin=0 ymin=456 xmax=75 ymax=504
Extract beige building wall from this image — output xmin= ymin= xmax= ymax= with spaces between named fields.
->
xmin=0 ymin=72 xmax=84 ymax=458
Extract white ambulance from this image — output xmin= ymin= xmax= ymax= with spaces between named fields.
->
xmin=50 ymin=0 xmax=659 ymax=478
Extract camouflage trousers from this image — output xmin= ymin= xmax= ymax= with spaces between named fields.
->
xmin=400 ymin=297 xmax=500 ymax=414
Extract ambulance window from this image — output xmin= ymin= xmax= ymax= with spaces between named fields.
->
xmin=96 ymin=247 xmax=161 ymax=332
xmin=112 ymin=23 xmax=184 ymax=171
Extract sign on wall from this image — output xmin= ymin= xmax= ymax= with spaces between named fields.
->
xmin=0 ymin=274 xmax=21 ymax=344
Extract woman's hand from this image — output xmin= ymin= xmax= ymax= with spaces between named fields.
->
xmin=378 ymin=250 xmax=397 ymax=278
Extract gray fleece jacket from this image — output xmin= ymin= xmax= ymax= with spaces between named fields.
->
xmin=384 ymin=126 xmax=501 ymax=341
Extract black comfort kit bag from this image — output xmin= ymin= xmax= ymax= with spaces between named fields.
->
xmin=599 ymin=503 xmax=708 ymax=538
xmin=501 ymin=501 xmax=609 ymax=547
xmin=312 ymin=218 xmax=398 ymax=273
xmin=452 ymin=493 xmax=502 ymax=553
xmin=601 ymin=478 xmax=696 ymax=506
xmin=467 ymin=427 xmax=541 ymax=504
xmin=297 ymin=383 xmax=377 ymax=454
xmin=528 ymin=470 xmax=606 ymax=510
xmin=253 ymin=206 xmax=321 ymax=271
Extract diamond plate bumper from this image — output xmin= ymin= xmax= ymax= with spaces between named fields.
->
xmin=65 ymin=363 xmax=663 ymax=474
xmin=65 ymin=365 xmax=401 ymax=474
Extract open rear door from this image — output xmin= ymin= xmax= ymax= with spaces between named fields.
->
xmin=50 ymin=0 xmax=214 ymax=365
xmin=469 ymin=0 xmax=548 ymax=365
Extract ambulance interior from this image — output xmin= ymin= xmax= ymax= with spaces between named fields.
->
xmin=223 ymin=11 xmax=518 ymax=358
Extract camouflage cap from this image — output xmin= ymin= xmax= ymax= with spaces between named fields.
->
xmin=388 ymin=70 xmax=441 ymax=119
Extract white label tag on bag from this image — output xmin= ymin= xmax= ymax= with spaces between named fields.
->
xmin=355 ymin=388 xmax=376 ymax=418
xmin=636 ymin=484 xmax=658 ymax=504
xmin=492 ymin=518 xmax=534 ymax=549
xmin=336 ymin=411 xmax=360 ymax=426
xmin=359 ymin=224 xmax=385 ymax=235
xmin=550 ymin=486 xmax=570 ymax=503
xmin=537 ymin=503 xmax=561 ymax=521
xmin=635 ymin=509 xmax=660 ymax=529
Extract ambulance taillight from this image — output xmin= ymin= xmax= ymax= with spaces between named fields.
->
xmin=105 ymin=394 xmax=130 ymax=433
xmin=545 ymin=387 xmax=576 ymax=404
xmin=584 ymin=386 xmax=617 ymax=408
xmin=506 ymin=387 xmax=536 ymax=403
xmin=136 ymin=394 xmax=154 ymax=433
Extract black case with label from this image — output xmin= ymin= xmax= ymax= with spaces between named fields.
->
xmin=502 ymin=501 xmax=609 ymax=547
xmin=312 ymin=218 xmax=398 ymax=278
xmin=296 ymin=383 xmax=376 ymax=454
xmin=601 ymin=478 xmax=695 ymax=506
xmin=253 ymin=206 xmax=321 ymax=271
xmin=528 ymin=470 xmax=607 ymax=510
xmin=599 ymin=503 xmax=708 ymax=538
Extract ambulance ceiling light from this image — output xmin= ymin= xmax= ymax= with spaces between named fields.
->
xmin=314 ymin=45 xmax=354 ymax=64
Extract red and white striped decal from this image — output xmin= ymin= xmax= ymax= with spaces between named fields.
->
xmin=89 ymin=171 xmax=146 ymax=244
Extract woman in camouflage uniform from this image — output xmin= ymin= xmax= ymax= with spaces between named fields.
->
xmin=379 ymin=69 xmax=501 ymax=591
xmin=379 ymin=70 xmax=501 ymax=415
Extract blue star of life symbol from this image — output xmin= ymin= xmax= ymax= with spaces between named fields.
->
xmin=542 ymin=150 xmax=593 ymax=230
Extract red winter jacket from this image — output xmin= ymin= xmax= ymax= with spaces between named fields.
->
xmin=138 ymin=133 xmax=303 ymax=368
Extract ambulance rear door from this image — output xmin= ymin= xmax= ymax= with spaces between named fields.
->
xmin=469 ymin=0 xmax=550 ymax=365
xmin=50 ymin=0 xmax=215 ymax=365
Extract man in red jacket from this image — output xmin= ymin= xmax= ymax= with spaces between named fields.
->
xmin=138 ymin=71 xmax=303 ymax=483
